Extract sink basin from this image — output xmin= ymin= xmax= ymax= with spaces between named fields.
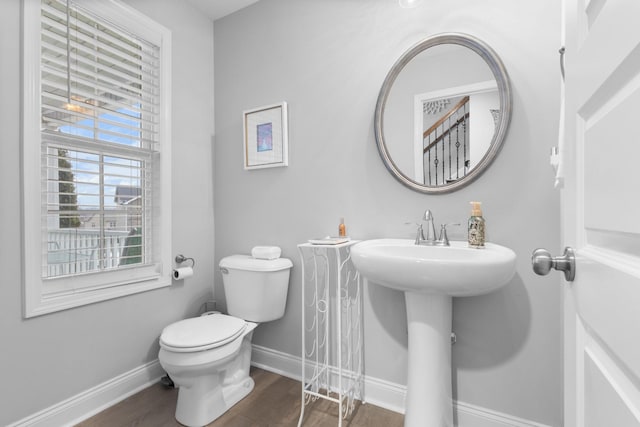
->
xmin=350 ymin=238 xmax=516 ymax=296
xmin=350 ymin=238 xmax=516 ymax=427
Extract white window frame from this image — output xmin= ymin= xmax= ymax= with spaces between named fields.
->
xmin=22 ymin=0 xmax=172 ymax=318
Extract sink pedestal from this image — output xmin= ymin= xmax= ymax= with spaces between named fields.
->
xmin=404 ymin=292 xmax=453 ymax=427
xmin=350 ymin=239 xmax=517 ymax=426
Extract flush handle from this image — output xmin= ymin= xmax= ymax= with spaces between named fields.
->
xmin=531 ymin=247 xmax=575 ymax=281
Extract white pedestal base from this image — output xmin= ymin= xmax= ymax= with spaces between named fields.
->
xmin=404 ymin=292 xmax=453 ymax=427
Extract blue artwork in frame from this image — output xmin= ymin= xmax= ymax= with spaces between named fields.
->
xmin=257 ymin=122 xmax=273 ymax=152
xmin=243 ymin=101 xmax=288 ymax=170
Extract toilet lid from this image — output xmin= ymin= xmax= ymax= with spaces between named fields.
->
xmin=160 ymin=314 xmax=246 ymax=352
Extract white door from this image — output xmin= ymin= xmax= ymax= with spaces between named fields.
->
xmin=562 ymin=0 xmax=640 ymax=425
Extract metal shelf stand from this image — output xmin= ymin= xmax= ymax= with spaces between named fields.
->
xmin=297 ymin=241 xmax=363 ymax=427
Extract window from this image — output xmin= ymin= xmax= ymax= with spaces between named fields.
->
xmin=22 ymin=0 xmax=172 ymax=317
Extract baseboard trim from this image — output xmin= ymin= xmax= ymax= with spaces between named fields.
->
xmin=7 ymin=360 xmax=164 ymax=427
xmin=250 ymin=344 xmax=405 ymax=413
xmin=250 ymin=344 xmax=303 ymax=382
xmin=454 ymin=400 xmax=554 ymax=427
xmin=251 ymin=344 xmax=553 ymax=427
xmin=9 ymin=346 xmax=553 ymax=427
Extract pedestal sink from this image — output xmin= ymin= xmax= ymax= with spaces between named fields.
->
xmin=350 ymin=239 xmax=516 ymax=427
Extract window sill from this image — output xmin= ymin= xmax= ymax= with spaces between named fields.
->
xmin=24 ymin=275 xmax=172 ymax=318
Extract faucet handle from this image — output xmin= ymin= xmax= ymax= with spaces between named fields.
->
xmin=438 ymin=224 xmax=450 ymax=246
xmin=415 ymin=223 xmax=426 ymax=244
xmin=406 ymin=222 xmax=426 ymax=244
xmin=437 ymin=223 xmax=461 ymax=246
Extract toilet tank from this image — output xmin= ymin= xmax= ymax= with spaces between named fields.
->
xmin=219 ymin=255 xmax=293 ymax=322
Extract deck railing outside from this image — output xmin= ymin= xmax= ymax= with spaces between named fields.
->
xmin=47 ymin=229 xmax=132 ymax=277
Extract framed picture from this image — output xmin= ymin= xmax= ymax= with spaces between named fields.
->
xmin=243 ymin=102 xmax=288 ymax=170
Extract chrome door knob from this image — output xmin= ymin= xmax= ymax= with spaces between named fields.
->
xmin=531 ymin=247 xmax=576 ymax=282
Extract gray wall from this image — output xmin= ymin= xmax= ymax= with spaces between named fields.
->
xmin=214 ymin=0 xmax=562 ymax=425
xmin=0 ymin=1 xmax=215 ymax=425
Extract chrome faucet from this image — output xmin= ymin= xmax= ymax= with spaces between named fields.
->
xmin=414 ymin=210 xmax=458 ymax=246
xmin=420 ymin=209 xmax=438 ymax=245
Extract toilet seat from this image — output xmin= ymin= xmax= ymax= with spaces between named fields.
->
xmin=160 ymin=313 xmax=247 ymax=353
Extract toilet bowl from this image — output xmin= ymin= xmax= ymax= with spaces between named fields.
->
xmin=158 ymin=253 xmax=292 ymax=427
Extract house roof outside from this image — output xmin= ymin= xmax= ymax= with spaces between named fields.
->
xmin=114 ymin=186 xmax=141 ymax=205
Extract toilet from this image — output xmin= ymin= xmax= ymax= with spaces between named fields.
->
xmin=158 ymin=254 xmax=293 ymax=427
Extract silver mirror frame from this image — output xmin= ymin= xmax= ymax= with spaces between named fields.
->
xmin=374 ymin=33 xmax=512 ymax=194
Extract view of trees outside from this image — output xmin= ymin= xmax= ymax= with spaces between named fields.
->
xmin=57 ymin=148 xmax=81 ymax=228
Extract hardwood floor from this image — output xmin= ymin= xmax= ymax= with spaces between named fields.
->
xmin=76 ymin=368 xmax=404 ymax=427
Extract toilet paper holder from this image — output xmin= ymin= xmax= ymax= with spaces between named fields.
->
xmin=175 ymin=254 xmax=195 ymax=268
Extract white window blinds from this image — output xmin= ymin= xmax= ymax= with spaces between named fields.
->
xmin=41 ymin=0 xmax=160 ymax=149
xmin=40 ymin=0 xmax=160 ymax=278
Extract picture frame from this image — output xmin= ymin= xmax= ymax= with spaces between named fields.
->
xmin=243 ymin=102 xmax=288 ymax=170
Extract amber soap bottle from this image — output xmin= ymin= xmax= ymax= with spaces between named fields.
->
xmin=338 ymin=217 xmax=346 ymax=237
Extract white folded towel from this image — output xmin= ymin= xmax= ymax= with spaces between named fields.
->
xmin=251 ymin=246 xmax=281 ymax=260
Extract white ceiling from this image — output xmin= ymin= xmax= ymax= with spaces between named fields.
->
xmin=185 ymin=0 xmax=260 ymax=21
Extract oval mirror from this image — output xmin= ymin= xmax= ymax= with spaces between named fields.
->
xmin=374 ymin=33 xmax=512 ymax=194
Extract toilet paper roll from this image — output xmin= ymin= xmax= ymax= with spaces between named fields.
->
xmin=173 ymin=266 xmax=193 ymax=280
